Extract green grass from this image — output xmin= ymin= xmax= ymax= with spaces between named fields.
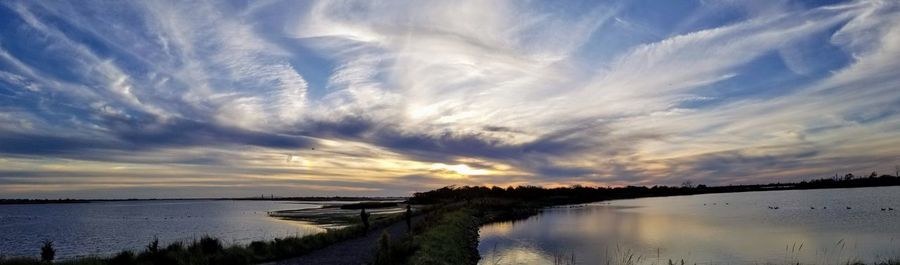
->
xmin=406 ymin=208 xmax=479 ymax=265
xmin=394 ymin=198 xmax=547 ymax=265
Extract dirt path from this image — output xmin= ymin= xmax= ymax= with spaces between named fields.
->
xmin=263 ymin=216 xmax=422 ymax=265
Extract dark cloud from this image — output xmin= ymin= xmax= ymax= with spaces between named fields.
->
xmin=301 ymin=116 xmax=605 ymax=161
xmin=299 ymin=115 xmax=376 ymax=138
xmin=114 ymin=118 xmax=313 ymax=150
xmin=691 ymin=149 xmax=819 ymax=175
xmin=481 ymin=125 xmax=519 ymax=133
xmin=0 ymin=133 xmax=111 ymax=156
xmin=647 ymin=148 xmax=842 ymax=186
xmin=0 ymin=117 xmax=313 ymax=163
xmin=534 ymin=165 xmax=594 ymax=178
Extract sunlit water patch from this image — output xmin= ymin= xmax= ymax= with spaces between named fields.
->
xmin=479 ymin=187 xmax=900 ymax=265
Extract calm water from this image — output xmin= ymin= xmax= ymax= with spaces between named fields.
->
xmin=0 ymin=200 xmax=324 ymax=259
xmin=479 ymin=187 xmax=900 ymax=265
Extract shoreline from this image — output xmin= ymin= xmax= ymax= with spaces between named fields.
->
xmin=0 ymin=211 xmax=409 ymax=265
xmin=0 ymin=197 xmax=407 ymax=206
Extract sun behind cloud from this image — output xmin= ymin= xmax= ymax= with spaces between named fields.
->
xmin=429 ymin=163 xmax=492 ymax=178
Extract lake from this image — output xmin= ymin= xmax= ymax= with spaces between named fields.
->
xmin=479 ymin=187 xmax=900 ymax=265
xmin=0 ymin=200 xmax=324 ymax=259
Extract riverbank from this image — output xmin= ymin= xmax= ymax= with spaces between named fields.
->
xmin=383 ymin=198 xmax=549 ymax=265
xmin=0 ymin=204 xmax=409 ymax=265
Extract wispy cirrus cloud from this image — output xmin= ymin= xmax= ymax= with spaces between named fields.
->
xmin=0 ymin=0 xmax=898 ymax=198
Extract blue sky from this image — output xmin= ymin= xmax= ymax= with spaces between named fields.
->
xmin=0 ymin=0 xmax=898 ymax=198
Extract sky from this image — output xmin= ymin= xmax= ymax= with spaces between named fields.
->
xmin=0 ymin=0 xmax=899 ymax=198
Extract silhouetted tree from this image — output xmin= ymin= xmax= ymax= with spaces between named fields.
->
xmin=844 ymin=173 xmax=855 ymax=181
xmin=189 ymin=236 xmax=223 ymax=255
xmin=410 ymin=173 xmax=900 ymax=206
xmin=147 ymin=236 xmax=159 ymax=253
xmin=41 ymin=240 xmax=55 ymax=263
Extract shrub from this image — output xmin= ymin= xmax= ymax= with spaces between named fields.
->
xmin=0 ymin=257 xmax=42 ymax=265
xmin=40 ymin=240 xmax=55 ymax=263
xmin=248 ymin=241 xmax=270 ymax=258
xmin=146 ymin=237 xmax=159 ymax=254
xmin=107 ymin=251 xmax=135 ymax=265
xmin=165 ymin=242 xmax=184 ymax=252
xmin=374 ymin=231 xmax=392 ymax=265
xmin=189 ymin=236 xmax=223 ymax=255
xmin=209 ymin=246 xmax=252 ymax=265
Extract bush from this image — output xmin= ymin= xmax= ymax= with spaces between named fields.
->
xmin=374 ymin=231 xmax=392 ymax=265
xmin=165 ymin=241 xmax=184 ymax=252
xmin=40 ymin=240 xmax=55 ymax=263
xmin=209 ymin=246 xmax=252 ymax=265
xmin=248 ymin=241 xmax=270 ymax=258
xmin=146 ymin=237 xmax=159 ymax=254
xmin=189 ymin=236 xmax=223 ymax=255
xmin=0 ymin=257 xmax=42 ymax=265
xmin=107 ymin=251 xmax=135 ymax=265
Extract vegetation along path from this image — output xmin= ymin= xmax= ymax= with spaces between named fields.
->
xmin=263 ymin=216 xmax=423 ymax=265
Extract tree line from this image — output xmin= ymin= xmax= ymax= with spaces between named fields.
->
xmin=409 ymin=173 xmax=900 ymax=205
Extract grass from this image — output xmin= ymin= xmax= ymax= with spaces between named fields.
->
xmin=405 ymin=207 xmax=480 ymax=265
xmin=371 ymin=199 xmax=541 ymax=265
xmin=0 ymin=213 xmax=405 ymax=265
xmin=411 ymin=197 xmax=552 ymax=265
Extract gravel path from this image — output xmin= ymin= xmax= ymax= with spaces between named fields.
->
xmin=263 ymin=216 xmax=422 ymax=265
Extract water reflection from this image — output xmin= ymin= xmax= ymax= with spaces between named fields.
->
xmin=479 ymin=187 xmax=900 ymax=265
